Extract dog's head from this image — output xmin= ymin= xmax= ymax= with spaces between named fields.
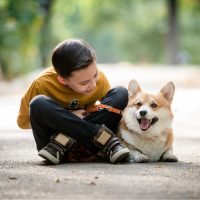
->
xmin=123 ymin=79 xmax=175 ymax=136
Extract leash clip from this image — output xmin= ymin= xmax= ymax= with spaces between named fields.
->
xmin=85 ymin=104 xmax=122 ymax=115
xmin=97 ymin=105 xmax=111 ymax=111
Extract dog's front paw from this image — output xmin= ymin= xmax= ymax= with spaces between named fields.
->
xmin=125 ymin=153 xmax=149 ymax=163
xmin=162 ymin=155 xmax=178 ymax=162
xmin=135 ymin=154 xmax=149 ymax=163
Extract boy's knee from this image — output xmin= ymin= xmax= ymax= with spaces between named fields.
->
xmin=110 ymin=86 xmax=128 ymax=109
xmin=29 ymin=95 xmax=49 ymax=114
xmin=114 ymin=86 xmax=128 ymax=97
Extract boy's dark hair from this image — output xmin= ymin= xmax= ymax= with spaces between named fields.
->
xmin=52 ymin=39 xmax=96 ymax=77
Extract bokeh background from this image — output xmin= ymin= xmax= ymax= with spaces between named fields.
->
xmin=0 ymin=0 xmax=200 ymax=79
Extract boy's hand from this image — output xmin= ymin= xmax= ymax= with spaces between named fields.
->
xmin=71 ymin=109 xmax=86 ymax=119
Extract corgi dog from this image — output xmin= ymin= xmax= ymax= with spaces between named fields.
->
xmin=118 ymin=79 xmax=178 ymax=163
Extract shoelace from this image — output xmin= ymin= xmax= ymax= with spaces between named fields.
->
xmin=47 ymin=140 xmax=67 ymax=156
xmin=106 ymin=137 xmax=122 ymax=157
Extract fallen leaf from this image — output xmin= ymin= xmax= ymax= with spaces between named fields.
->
xmin=9 ymin=176 xmax=17 ymax=180
xmin=90 ymin=181 xmax=96 ymax=185
xmin=55 ymin=179 xmax=60 ymax=183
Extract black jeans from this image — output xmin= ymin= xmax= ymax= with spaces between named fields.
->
xmin=29 ymin=86 xmax=128 ymax=153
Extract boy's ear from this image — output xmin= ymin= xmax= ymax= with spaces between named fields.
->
xmin=57 ymin=76 xmax=67 ymax=85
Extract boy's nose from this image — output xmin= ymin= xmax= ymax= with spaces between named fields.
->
xmin=91 ymin=80 xmax=96 ymax=89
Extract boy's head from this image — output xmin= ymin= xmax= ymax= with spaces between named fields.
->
xmin=52 ymin=39 xmax=96 ymax=78
xmin=52 ymin=39 xmax=99 ymax=95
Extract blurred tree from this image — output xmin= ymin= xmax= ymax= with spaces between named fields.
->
xmin=51 ymin=0 xmax=200 ymax=64
xmin=0 ymin=0 xmax=200 ymax=79
xmin=38 ymin=0 xmax=55 ymax=67
xmin=51 ymin=0 xmax=168 ymax=63
xmin=0 ymin=0 xmax=43 ymax=79
xmin=179 ymin=0 xmax=200 ymax=64
xmin=166 ymin=0 xmax=179 ymax=64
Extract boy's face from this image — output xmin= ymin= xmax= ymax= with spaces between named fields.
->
xmin=63 ymin=61 xmax=99 ymax=95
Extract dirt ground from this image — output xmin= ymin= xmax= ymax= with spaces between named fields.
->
xmin=0 ymin=64 xmax=200 ymax=199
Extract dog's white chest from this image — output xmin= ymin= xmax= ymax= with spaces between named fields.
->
xmin=121 ymin=129 xmax=167 ymax=161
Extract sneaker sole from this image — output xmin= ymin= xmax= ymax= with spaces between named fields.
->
xmin=110 ymin=148 xmax=130 ymax=164
xmin=38 ymin=149 xmax=60 ymax=165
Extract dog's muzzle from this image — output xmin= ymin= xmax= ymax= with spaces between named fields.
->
xmin=137 ymin=117 xmax=158 ymax=131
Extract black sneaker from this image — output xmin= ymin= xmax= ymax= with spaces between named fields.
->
xmin=39 ymin=132 xmax=76 ymax=165
xmin=105 ymin=137 xmax=129 ymax=164
xmin=38 ymin=140 xmax=68 ymax=164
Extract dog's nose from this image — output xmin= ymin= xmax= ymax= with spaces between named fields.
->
xmin=139 ymin=110 xmax=147 ymax=117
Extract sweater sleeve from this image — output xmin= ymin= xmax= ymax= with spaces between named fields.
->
xmin=17 ymin=80 xmax=39 ymax=129
xmin=100 ymin=70 xmax=111 ymax=96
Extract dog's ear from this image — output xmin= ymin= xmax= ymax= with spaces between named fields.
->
xmin=128 ymin=79 xmax=141 ymax=97
xmin=160 ymin=81 xmax=175 ymax=103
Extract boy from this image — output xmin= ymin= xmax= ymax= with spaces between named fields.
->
xmin=17 ymin=39 xmax=129 ymax=164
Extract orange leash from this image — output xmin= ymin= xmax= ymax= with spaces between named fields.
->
xmin=84 ymin=104 xmax=123 ymax=115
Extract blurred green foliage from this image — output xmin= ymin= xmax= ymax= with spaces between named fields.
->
xmin=0 ymin=0 xmax=43 ymax=78
xmin=0 ymin=0 xmax=200 ymax=79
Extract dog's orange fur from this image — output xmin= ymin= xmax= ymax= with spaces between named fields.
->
xmin=118 ymin=79 xmax=178 ymax=163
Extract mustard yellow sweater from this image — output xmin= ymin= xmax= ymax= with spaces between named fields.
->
xmin=17 ymin=67 xmax=111 ymax=129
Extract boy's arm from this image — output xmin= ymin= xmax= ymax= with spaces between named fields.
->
xmin=100 ymin=70 xmax=111 ymax=96
xmin=17 ymin=81 xmax=39 ymax=129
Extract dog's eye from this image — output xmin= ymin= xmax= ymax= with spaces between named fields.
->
xmin=150 ymin=102 xmax=158 ymax=108
xmin=136 ymin=102 xmax=142 ymax=107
